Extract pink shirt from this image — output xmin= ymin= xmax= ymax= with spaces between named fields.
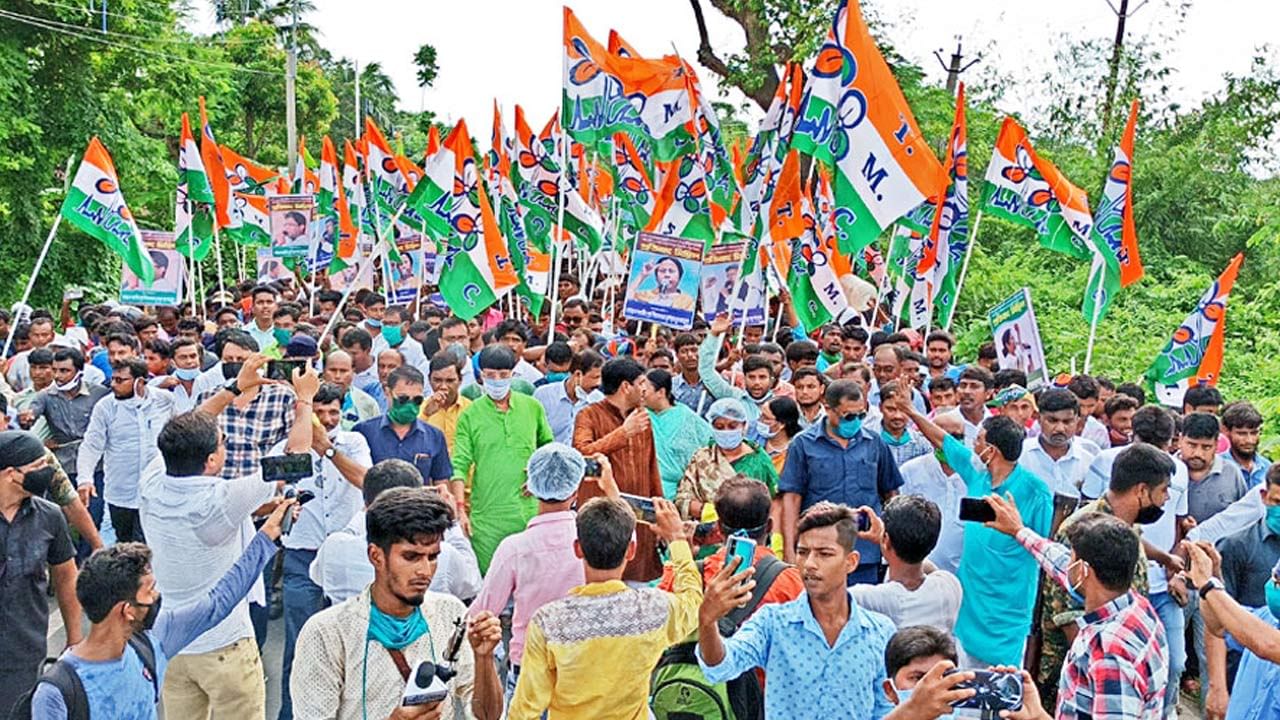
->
xmin=468 ymin=510 xmax=584 ymax=665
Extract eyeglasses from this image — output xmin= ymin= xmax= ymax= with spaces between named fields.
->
xmin=393 ymin=395 xmax=424 ymax=406
xmin=838 ymin=412 xmax=868 ymax=423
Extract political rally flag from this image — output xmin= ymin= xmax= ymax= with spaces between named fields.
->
xmin=438 ymin=178 xmax=519 ymax=321
xmin=232 ymin=192 xmax=272 ymax=247
xmin=220 ymin=144 xmax=277 ymax=194
xmin=62 ymin=137 xmax=154 ymax=285
xmin=1082 ymin=99 xmax=1145 ymax=323
xmin=1144 ymin=253 xmax=1243 ymax=405
xmin=789 ymin=0 xmax=946 ymax=256
xmin=644 ymin=152 xmax=716 ymax=246
xmin=922 ymin=84 xmax=971 ymax=327
xmin=176 ymin=112 xmax=215 ymax=261
xmin=981 ymin=117 xmax=1093 ymax=260
xmin=362 ymin=116 xmax=410 ymax=240
xmin=611 ymin=131 xmax=656 ymax=246
xmin=293 ymin=136 xmax=319 ymax=195
xmin=198 ymin=97 xmax=233 ymax=229
xmin=489 ymin=103 xmax=546 ymax=316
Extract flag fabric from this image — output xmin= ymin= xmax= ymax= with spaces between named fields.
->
xmin=293 ymin=137 xmax=320 ymax=195
xmin=231 ymin=192 xmax=272 ymax=247
xmin=488 ymin=103 xmax=546 ymax=316
xmin=607 ymin=28 xmax=641 ymax=58
xmin=611 ymin=131 xmax=656 ymax=248
xmin=981 ymin=116 xmax=1093 ymax=259
xmin=546 ymin=116 xmax=605 ymax=252
xmin=921 ymin=84 xmax=971 ymax=326
xmin=1082 ymin=99 xmax=1145 ymax=322
xmin=220 ymin=145 xmax=277 ymax=194
xmin=789 ymin=0 xmax=946 ymax=255
xmin=1144 ymin=253 xmax=1244 ymax=405
xmin=319 ymin=136 xmax=357 ymax=266
xmin=176 ymin=112 xmax=215 ymax=261
xmin=768 ymin=150 xmax=805 ymax=274
xmin=330 ymin=139 xmax=366 ymax=270
xmin=61 ymin=137 xmax=154 ymax=285
xmin=788 ymin=181 xmax=848 ymax=331
xmin=645 ymin=152 xmax=715 ymax=245
xmin=438 ymin=174 xmax=519 ymax=321
xmin=198 ymin=97 xmax=233 ymax=229
xmin=511 ymin=104 xmax=560 ymax=253
xmin=363 ymin=117 xmax=410 ymax=239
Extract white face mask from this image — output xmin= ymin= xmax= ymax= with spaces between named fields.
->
xmin=484 ymin=377 xmax=512 ymax=400
xmin=56 ymin=372 xmax=82 ymax=393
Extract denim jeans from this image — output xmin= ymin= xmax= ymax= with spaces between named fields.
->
xmin=1151 ymin=591 xmax=1186 ymax=713
xmin=278 ymin=548 xmax=325 ymax=720
xmin=1184 ymin=590 xmax=1207 ymax=703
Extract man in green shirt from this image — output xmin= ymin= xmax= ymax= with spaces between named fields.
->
xmin=451 ymin=345 xmax=554 ymax=573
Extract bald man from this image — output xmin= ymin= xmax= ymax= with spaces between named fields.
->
xmin=896 ymin=413 xmax=967 ymax=573
xmin=324 ymin=350 xmax=380 ymax=429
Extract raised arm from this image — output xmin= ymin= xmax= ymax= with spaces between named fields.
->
xmin=197 ymin=353 xmax=271 ymax=417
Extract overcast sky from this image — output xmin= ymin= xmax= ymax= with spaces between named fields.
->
xmin=195 ymin=0 xmax=1277 ymax=135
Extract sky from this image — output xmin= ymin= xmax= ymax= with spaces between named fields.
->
xmin=193 ymin=0 xmax=1278 ymax=136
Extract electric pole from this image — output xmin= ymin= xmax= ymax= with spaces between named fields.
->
xmin=354 ymin=59 xmax=361 ymax=137
xmin=285 ymin=0 xmax=298 ymax=172
xmin=933 ymin=37 xmax=980 ymax=96
xmin=1101 ymin=0 xmax=1147 ymax=138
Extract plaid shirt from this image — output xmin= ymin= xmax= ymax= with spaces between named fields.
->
xmin=197 ymin=384 xmax=297 ymax=479
xmin=1014 ymin=527 xmax=1168 ymax=719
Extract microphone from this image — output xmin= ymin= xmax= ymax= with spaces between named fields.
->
xmin=401 ymin=617 xmax=467 ymax=706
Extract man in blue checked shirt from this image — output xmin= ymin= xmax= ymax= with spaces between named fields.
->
xmin=697 ymin=502 xmax=898 ymax=719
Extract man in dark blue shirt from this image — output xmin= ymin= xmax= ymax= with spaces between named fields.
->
xmin=779 ymin=379 xmax=903 ymax=584
xmin=354 ymin=365 xmax=452 ymax=488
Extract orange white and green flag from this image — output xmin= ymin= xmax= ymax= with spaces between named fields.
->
xmin=319 ymin=136 xmax=357 ymax=262
xmin=1145 ymin=253 xmax=1243 ymax=406
xmin=61 ymin=137 xmax=154 ymax=285
xmin=789 ymin=0 xmax=945 ymax=255
xmin=981 ymin=116 xmax=1093 ymax=259
xmin=362 ymin=116 xmax=410 ymax=240
xmin=1082 ymin=100 xmax=1145 ymax=322
xmin=198 ymin=97 xmax=233 ymax=230
xmin=644 ymin=152 xmax=715 ymax=246
xmin=231 ymin=192 xmax=272 ymax=247
xmin=176 ymin=112 xmax=215 ymax=261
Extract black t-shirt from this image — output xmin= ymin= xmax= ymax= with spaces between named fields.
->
xmin=0 ymin=494 xmax=76 ymax=668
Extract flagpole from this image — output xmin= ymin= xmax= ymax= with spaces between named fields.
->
xmin=547 ymin=53 xmax=569 ymax=338
xmin=943 ymin=209 xmax=982 ymax=332
xmin=212 ymin=223 xmax=227 ymax=299
xmin=3 ymin=214 xmax=63 ymax=359
xmin=319 ymin=244 xmax=383 ymax=345
xmin=1083 ymin=255 xmax=1105 ymax=374
xmin=184 ymin=253 xmax=198 ymax=317
xmin=306 ymin=232 xmax=320 ymax=318
xmin=236 ymin=243 xmax=246 ymax=282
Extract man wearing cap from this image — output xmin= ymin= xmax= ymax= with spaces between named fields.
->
xmin=990 ymin=384 xmax=1037 ymax=430
xmin=0 ymin=430 xmax=84 ymax=712
xmin=470 ymin=443 xmax=601 ymax=707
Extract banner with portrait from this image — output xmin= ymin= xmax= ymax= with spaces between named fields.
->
xmin=269 ymin=194 xmax=314 ymax=259
xmin=120 ymin=230 xmax=184 ymax=306
xmin=256 ymin=247 xmax=293 ymax=284
xmin=382 ymin=233 xmax=423 ymax=304
xmin=623 ymin=232 xmax=704 ymax=330
xmin=988 ymin=288 xmax=1050 ymax=388
xmin=699 ymin=241 xmax=764 ymax=325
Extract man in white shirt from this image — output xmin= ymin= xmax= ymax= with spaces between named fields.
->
xmin=935 ymin=366 xmax=993 ymax=447
xmin=494 ymin=319 xmax=545 ymax=384
xmin=150 ymin=337 xmax=203 ymax=413
xmin=267 ymin=382 xmax=372 ymax=720
xmin=138 ymin=358 xmax=312 ymax=719
xmin=310 ymin=458 xmax=482 ymax=606
xmin=532 ymin=348 xmax=604 ymax=445
xmin=1018 ymin=388 xmax=1099 ymax=499
xmin=852 ymin=495 xmax=963 ymax=634
xmin=242 ymin=285 xmax=281 ymax=354
xmin=369 ymin=305 xmax=429 ymax=376
xmin=76 ymin=357 xmax=173 ymax=543
xmin=898 ymin=414 xmax=968 ymax=574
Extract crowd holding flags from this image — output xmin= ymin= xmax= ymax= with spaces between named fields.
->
xmin=25 ymin=0 xmax=1248 ymax=402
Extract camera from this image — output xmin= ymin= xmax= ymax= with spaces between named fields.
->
xmin=946 ymin=669 xmax=1023 ymax=714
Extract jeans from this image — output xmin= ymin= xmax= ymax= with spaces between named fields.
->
xmin=278 ymin=548 xmax=325 ymax=720
xmin=107 ymin=504 xmax=145 ymax=543
xmin=1151 ymin=591 xmax=1186 ymax=713
xmin=1184 ymin=590 xmax=1207 ymax=702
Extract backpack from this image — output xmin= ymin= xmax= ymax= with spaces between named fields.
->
xmin=9 ymin=633 xmax=158 ymax=720
xmin=650 ymin=554 xmax=787 ymax=720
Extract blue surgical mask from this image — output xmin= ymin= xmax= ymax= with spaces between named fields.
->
xmin=545 ymin=371 xmax=570 ymax=384
xmin=836 ymin=416 xmax=863 ymax=439
xmin=1266 ymin=580 xmax=1280 ymax=621
xmin=1066 ymin=559 xmax=1088 ymax=606
xmin=1266 ymin=505 xmax=1280 ymax=536
xmin=713 ymin=428 xmax=743 ymax=450
xmin=756 ymin=421 xmax=777 ymax=439
xmin=365 ymin=318 xmax=383 ymax=329
xmin=484 ymin=377 xmax=512 ymax=400
xmin=894 ymin=687 xmax=913 ymax=706
xmin=174 ymin=367 xmax=200 ymax=381
xmin=880 ymin=429 xmax=910 ymax=446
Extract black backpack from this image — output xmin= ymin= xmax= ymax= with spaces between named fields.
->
xmin=9 ymin=633 xmax=158 ymax=720
xmin=650 ymin=554 xmax=788 ymax=720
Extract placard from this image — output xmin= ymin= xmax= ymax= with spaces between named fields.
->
xmin=256 ymin=248 xmax=292 ymax=284
xmin=120 ymin=230 xmax=184 ymax=306
xmin=269 ymin=194 xmax=314 ymax=258
xmin=623 ymin=232 xmax=703 ymax=330
xmin=988 ymin=288 xmax=1050 ymax=388
xmin=699 ymin=241 xmax=764 ymax=325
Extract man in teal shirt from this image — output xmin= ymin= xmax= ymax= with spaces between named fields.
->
xmin=451 ymin=345 xmax=554 ymax=573
xmin=896 ymin=397 xmax=1054 ymax=666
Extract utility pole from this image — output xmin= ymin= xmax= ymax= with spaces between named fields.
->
xmin=285 ymin=0 xmax=298 ymax=173
xmin=354 ymin=59 xmax=361 ymax=137
xmin=1100 ymin=0 xmax=1147 ymax=138
xmin=933 ymin=37 xmax=980 ymax=96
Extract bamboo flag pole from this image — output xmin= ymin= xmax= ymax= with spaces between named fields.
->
xmin=1083 ymin=254 xmax=1106 ymax=374
xmin=943 ymin=209 xmax=983 ymax=332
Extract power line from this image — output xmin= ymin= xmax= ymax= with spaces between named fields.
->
xmin=0 ymin=9 xmax=283 ymax=77
xmin=16 ymin=3 xmax=277 ymax=47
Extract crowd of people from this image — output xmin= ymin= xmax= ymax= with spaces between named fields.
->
xmin=1 ymin=274 xmax=1278 ymax=720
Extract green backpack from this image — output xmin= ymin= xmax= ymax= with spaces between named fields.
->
xmin=650 ymin=554 xmax=787 ymax=720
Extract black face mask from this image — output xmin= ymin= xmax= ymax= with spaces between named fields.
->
xmin=221 ymin=362 xmax=243 ymax=381
xmin=21 ymin=466 xmax=55 ymax=497
xmin=131 ymin=595 xmax=162 ymax=631
xmin=1135 ymin=497 xmax=1165 ymax=525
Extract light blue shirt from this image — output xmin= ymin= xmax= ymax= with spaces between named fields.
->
xmin=942 ymin=435 xmax=1054 ymax=666
xmin=867 ymin=380 xmax=928 ymax=414
xmin=532 ymin=379 xmax=602 ymax=445
xmin=697 ymin=333 xmax=764 ymax=428
xmin=698 ymin=589 xmax=897 ymax=719
xmin=242 ymin=320 xmax=277 ymax=354
xmin=76 ymin=392 xmax=174 ymax=508
xmin=1221 ymin=450 xmax=1272 ymax=489
xmin=1225 ymin=606 xmax=1280 ymax=720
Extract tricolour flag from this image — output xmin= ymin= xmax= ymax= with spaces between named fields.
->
xmin=363 ymin=117 xmax=410 ymax=239
xmin=645 ymin=152 xmax=715 ymax=245
xmin=488 ymin=103 xmax=544 ymax=316
xmin=221 ymin=144 xmax=277 ymax=194
xmin=198 ymin=97 xmax=233 ymax=229
xmin=293 ymin=136 xmax=319 ymax=195
xmin=1082 ymin=99 xmax=1145 ymax=322
xmin=231 ymin=192 xmax=272 ymax=247
xmin=611 ymin=131 xmax=656 ymax=248
xmin=405 ymin=120 xmax=467 ymax=241
xmin=330 ymin=139 xmax=365 ymax=270
xmin=789 ymin=0 xmax=945 ymax=255
xmin=981 ymin=117 xmax=1093 ymax=259
xmin=921 ymin=84 xmax=971 ymax=326
xmin=320 ymin=136 xmax=357 ymax=262
xmin=176 ymin=112 xmax=215 ymax=261
xmin=438 ymin=175 xmax=519 ymax=321
xmin=61 ymin=137 xmax=154 ymax=285
xmin=1144 ymin=253 xmax=1243 ymax=406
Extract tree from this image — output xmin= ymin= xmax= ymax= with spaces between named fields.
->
xmin=413 ymin=44 xmax=439 ymax=89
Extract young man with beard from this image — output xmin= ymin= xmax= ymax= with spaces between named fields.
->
xmin=1018 ymin=389 xmax=1099 ymax=501
xmin=1221 ymin=401 xmax=1270 ymax=489
xmin=935 ymin=366 xmax=993 ymax=447
xmin=1102 ymin=393 xmax=1139 ymax=448
xmin=924 ymin=330 xmax=962 ymax=384
xmin=292 ymin=487 xmax=504 ymax=720
xmin=420 ymin=354 xmax=471 ymax=455
xmin=76 ymin=357 xmax=174 ymax=543
xmin=698 ymin=314 xmax=779 ymax=427
xmin=790 ymin=367 xmax=829 ymax=428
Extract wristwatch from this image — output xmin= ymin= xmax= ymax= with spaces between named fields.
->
xmin=223 ymin=379 xmax=243 ymax=396
xmin=1199 ymin=577 xmax=1225 ymax=600
xmin=323 ymin=446 xmax=336 ymax=460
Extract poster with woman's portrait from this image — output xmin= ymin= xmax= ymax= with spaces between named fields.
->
xmin=988 ymin=287 xmax=1050 ymax=388
xmin=623 ymin=232 xmax=704 ymax=330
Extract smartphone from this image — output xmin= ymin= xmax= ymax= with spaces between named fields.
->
xmin=725 ymin=535 xmax=756 ymax=577
xmin=958 ymin=497 xmax=997 ymax=523
xmin=260 ymin=453 xmax=313 ymax=483
xmin=267 ymin=359 xmax=306 ymax=382
xmin=63 ymin=287 xmax=84 ymax=301
xmin=619 ymin=492 xmax=656 ymax=524
xmin=583 ymin=459 xmax=602 ymax=477
xmin=855 ymin=508 xmax=871 ymax=532
xmin=692 ymin=521 xmax=721 ymax=545
xmin=946 ymin=669 xmax=1023 ymax=713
